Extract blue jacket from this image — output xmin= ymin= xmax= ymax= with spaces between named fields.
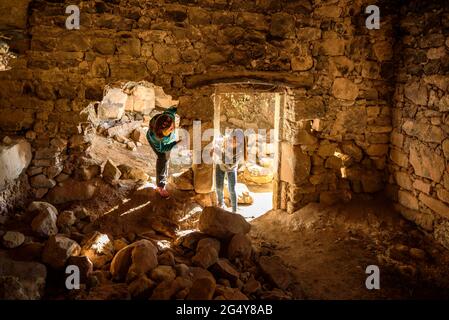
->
xmin=146 ymin=106 xmax=178 ymax=153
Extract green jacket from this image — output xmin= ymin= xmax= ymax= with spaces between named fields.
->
xmin=146 ymin=106 xmax=177 ymax=153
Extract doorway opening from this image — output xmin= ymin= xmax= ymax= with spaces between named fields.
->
xmin=213 ymin=83 xmax=284 ymax=220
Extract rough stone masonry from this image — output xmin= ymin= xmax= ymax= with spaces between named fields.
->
xmin=0 ymin=0 xmax=448 ymax=249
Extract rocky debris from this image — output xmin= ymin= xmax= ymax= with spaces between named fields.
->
xmin=0 ymin=256 xmax=47 ymax=300
xmin=42 ymin=235 xmax=81 ymax=269
xmin=227 ymin=233 xmax=252 ymax=262
xmin=211 ymin=258 xmax=240 ymax=283
xmin=242 ymin=163 xmax=274 ymax=185
xmin=102 ymin=160 xmax=122 ymax=182
xmin=106 ymin=121 xmax=142 ymax=138
xmin=118 ymin=164 xmax=149 ymax=182
xmin=2 ymin=231 xmax=25 ymax=248
xmin=215 ymin=285 xmax=249 ymax=300
xmin=158 ymin=250 xmax=175 ymax=266
xmin=258 ymin=255 xmax=293 ymax=290
xmin=57 ymin=210 xmax=76 ymax=229
xmin=130 ymin=128 xmax=148 ymax=144
xmin=46 ymin=179 xmax=97 ymax=204
xmin=29 ymin=201 xmax=58 ymax=237
xmin=199 ymin=206 xmax=251 ymax=240
xmin=192 ymin=238 xmax=220 ymax=269
xmin=110 ymin=239 xmax=158 ymax=282
xmin=186 ymin=276 xmax=216 ymax=300
xmin=30 ymin=174 xmax=56 ymax=189
xmin=80 ymin=232 xmax=115 ymax=269
xmin=128 ymin=274 xmax=156 ymax=298
xmin=67 ymin=255 xmax=93 ymax=283
xmin=150 ymin=265 xmax=176 ymax=282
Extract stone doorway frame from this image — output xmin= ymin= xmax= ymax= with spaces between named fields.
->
xmin=211 ymin=83 xmax=288 ymax=211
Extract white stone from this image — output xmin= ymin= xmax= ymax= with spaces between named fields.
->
xmin=98 ymin=88 xmax=128 ymax=120
xmin=0 ymin=139 xmax=32 ymax=191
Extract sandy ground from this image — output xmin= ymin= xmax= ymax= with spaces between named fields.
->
xmin=250 ymin=199 xmax=449 ymax=299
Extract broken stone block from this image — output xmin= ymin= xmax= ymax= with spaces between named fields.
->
xmin=80 ymin=232 xmax=115 ymax=269
xmin=46 ymin=179 xmax=97 ymax=204
xmin=198 ymin=206 xmax=251 ymax=240
xmin=30 ymin=174 xmax=56 ymax=189
xmin=270 ymin=12 xmax=295 ymax=38
xmin=110 ymin=239 xmax=158 ymax=282
xmin=402 ymin=120 xmax=444 ymax=143
xmin=227 ymin=233 xmax=252 ymax=262
xmin=215 ymin=285 xmax=249 ymax=300
xmin=97 ymin=88 xmax=127 ymax=120
xmin=118 ymin=164 xmax=149 ymax=181
xmin=186 ymin=276 xmax=216 ymax=300
xmin=258 ymin=255 xmax=292 ymax=290
xmin=102 ymin=160 xmax=122 ymax=182
xmin=404 ymin=81 xmax=428 ymax=105
xmin=192 ymin=244 xmax=219 ymax=269
xmin=280 ymin=142 xmax=311 ymax=185
xmin=42 ymin=235 xmax=81 ymax=269
xmin=211 ymin=258 xmax=240 ymax=282
xmin=0 ymin=256 xmax=47 ymax=300
xmin=419 ymin=193 xmax=449 ymax=220
xmin=128 ymin=274 xmax=155 ymax=298
xmin=169 ymin=168 xmax=194 ymax=190
xmin=243 ymin=276 xmax=261 ymax=295
xmin=30 ymin=202 xmax=58 ymax=238
xmin=158 ymin=251 xmax=175 ymax=266
xmin=130 ymin=128 xmax=148 ymax=144
xmin=2 ymin=231 xmax=25 ymax=248
xmin=193 ymin=163 xmax=214 ymax=194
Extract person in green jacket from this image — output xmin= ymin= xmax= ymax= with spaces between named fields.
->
xmin=146 ymin=106 xmax=181 ymax=198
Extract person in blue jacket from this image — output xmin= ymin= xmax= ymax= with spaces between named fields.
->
xmin=146 ymin=106 xmax=181 ymax=198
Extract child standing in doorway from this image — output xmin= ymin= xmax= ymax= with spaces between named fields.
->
xmin=214 ymin=129 xmax=246 ymax=213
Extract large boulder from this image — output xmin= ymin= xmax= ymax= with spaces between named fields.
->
xmin=29 ymin=201 xmax=58 ymax=237
xmin=42 ymin=235 xmax=81 ymax=269
xmin=0 ymin=256 xmax=47 ymax=300
xmin=191 ymin=238 xmax=221 ymax=269
xmin=0 ymin=139 xmax=32 ymax=191
xmin=227 ymin=233 xmax=252 ymax=261
xmin=110 ymin=239 xmax=158 ymax=282
xmin=198 ymin=206 xmax=251 ymax=239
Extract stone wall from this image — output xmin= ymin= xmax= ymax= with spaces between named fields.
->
xmin=387 ymin=0 xmax=449 ymax=248
xmin=0 ymin=0 xmax=398 ymax=213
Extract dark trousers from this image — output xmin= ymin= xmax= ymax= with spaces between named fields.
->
xmin=149 ymin=143 xmax=170 ymax=188
xmin=215 ymin=164 xmax=237 ymax=212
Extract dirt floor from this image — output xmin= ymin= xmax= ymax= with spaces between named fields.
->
xmin=251 ymin=199 xmax=449 ymax=299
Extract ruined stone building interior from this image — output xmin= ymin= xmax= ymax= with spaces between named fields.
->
xmin=1 ymin=0 xmax=449 ymax=302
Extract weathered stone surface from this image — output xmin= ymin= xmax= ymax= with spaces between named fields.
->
xmin=30 ymin=202 xmax=58 ymax=238
xmin=409 ymin=141 xmax=445 ymax=182
xmin=198 ymin=207 xmax=251 ymax=239
xmin=98 ymin=88 xmax=127 ymax=120
xmin=150 ymin=265 xmax=176 ymax=283
xmin=186 ymin=276 xmax=215 ymax=300
xmin=30 ymin=174 xmax=56 ymax=189
xmin=192 ymin=243 xmax=219 ymax=269
xmin=2 ymin=231 xmax=25 ymax=248
xmin=0 ymin=256 xmax=46 ymax=300
xmin=404 ymin=81 xmax=428 ymax=105
xmin=42 ymin=235 xmax=81 ymax=269
xmin=67 ymin=256 xmax=93 ymax=283
xmin=258 ymin=255 xmax=292 ymax=290
xmin=46 ymin=179 xmax=97 ymax=204
xmin=419 ymin=193 xmax=449 ymax=219
xmin=227 ymin=233 xmax=252 ymax=261
xmin=270 ymin=13 xmax=295 ymax=38
xmin=332 ymin=78 xmax=359 ymax=100
xmin=56 ymin=211 xmax=76 ymax=229
xmin=402 ymin=120 xmax=444 ymax=143
xmin=192 ymin=163 xmax=214 ymax=194
xmin=398 ymin=190 xmax=419 ymax=210
xmin=280 ymin=143 xmax=311 ymax=185
xmin=110 ymin=239 xmax=158 ymax=282
xmin=0 ymin=139 xmax=32 ymax=191
xmin=103 ymin=160 xmax=122 ymax=182
xmin=243 ymin=164 xmax=273 ymax=185
xmin=211 ymin=258 xmax=240 ymax=282
xmin=80 ymin=232 xmax=114 ymax=269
